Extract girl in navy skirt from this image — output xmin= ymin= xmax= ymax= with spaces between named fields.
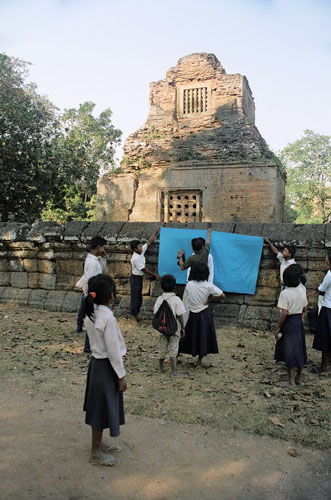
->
xmin=313 ymin=251 xmax=331 ymax=372
xmin=179 ymin=263 xmax=225 ymax=368
xmin=83 ymin=274 xmax=127 ymax=466
xmin=274 ymin=265 xmax=308 ymax=386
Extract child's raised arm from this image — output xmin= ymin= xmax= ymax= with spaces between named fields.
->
xmin=206 ymin=227 xmax=211 ymax=246
xmin=264 ymin=237 xmax=279 ymax=255
xmin=146 ymin=227 xmax=160 ymax=247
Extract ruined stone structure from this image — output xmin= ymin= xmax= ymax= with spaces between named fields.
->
xmin=98 ymin=53 xmax=285 ymax=223
xmin=0 ymin=221 xmax=329 ymax=331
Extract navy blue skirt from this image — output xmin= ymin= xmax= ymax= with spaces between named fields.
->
xmin=83 ymin=357 xmax=125 ymax=436
xmin=274 ymin=313 xmax=307 ymax=368
xmin=313 ymin=306 xmax=331 ymax=353
xmin=179 ymin=307 xmax=219 ymax=357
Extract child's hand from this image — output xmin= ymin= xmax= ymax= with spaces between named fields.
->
xmin=180 ymin=327 xmax=185 ymax=338
xmin=154 ymin=273 xmax=160 ymax=280
xmin=118 ymin=376 xmax=127 ymax=392
xmin=274 ymin=327 xmax=281 ymax=340
xmin=100 ymin=250 xmax=107 ymax=259
xmin=177 ymin=250 xmax=183 ymax=258
xmin=264 ymin=237 xmax=270 ymax=244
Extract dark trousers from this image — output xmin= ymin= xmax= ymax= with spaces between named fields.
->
xmin=130 ymin=274 xmax=143 ymax=317
xmin=77 ymin=294 xmax=91 ymax=353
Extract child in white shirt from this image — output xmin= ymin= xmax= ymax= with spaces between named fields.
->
xmin=83 ymin=274 xmax=127 ymax=466
xmin=129 ymin=228 xmax=160 ymax=322
xmin=264 ymin=237 xmax=296 ymax=286
xmin=76 ymin=236 xmax=107 ymax=352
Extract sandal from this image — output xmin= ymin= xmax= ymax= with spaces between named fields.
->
xmin=89 ymin=453 xmax=118 ymax=466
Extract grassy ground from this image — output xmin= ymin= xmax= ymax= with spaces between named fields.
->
xmin=1 ymin=305 xmax=330 ymax=449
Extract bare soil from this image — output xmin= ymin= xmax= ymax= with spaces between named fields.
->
xmin=1 ymin=305 xmax=331 ymax=500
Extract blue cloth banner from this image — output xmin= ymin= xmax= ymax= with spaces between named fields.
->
xmin=157 ymin=227 xmax=263 ymax=295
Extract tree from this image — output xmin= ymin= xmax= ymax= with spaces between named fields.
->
xmin=43 ymin=102 xmax=121 ymax=222
xmin=0 ymin=53 xmax=57 ymax=222
xmin=0 ymin=54 xmax=122 ymax=223
xmin=281 ymin=130 xmax=331 ymax=223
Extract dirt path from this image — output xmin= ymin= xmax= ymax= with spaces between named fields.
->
xmin=1 ymin=385 xmax=331 ymax=500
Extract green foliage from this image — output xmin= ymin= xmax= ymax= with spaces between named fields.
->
xmin=0 ymin=54 xmax=121 ymax=223
xmin=40 ymin=191 xmax=98 ymax=224
xmin=0 ymin=53 xmax=57 ymax=222
xmin=281 ymin=130 xmax=331 ymax=223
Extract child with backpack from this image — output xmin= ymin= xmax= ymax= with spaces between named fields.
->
xmin=153 ymin=274 xmax=185 ymax=376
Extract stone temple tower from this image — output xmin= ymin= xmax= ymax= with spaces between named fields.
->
xmin=97 ymin=53 xmax=285 ymax=223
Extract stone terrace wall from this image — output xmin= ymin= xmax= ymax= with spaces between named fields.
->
xmin=0 ymin=221 xmax=330 ymax=330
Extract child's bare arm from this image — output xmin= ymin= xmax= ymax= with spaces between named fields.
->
xmin=146 ymin=227 xmax=160 ymax=247
xmin=177 ymin=250 xmax=186 ymax=270
xmin=206 ymin=227 xmax=211 ymax=246
xmin=177 ymin=314 xmax=185 ymax=337
xmin=264 ymin=237 xmax=279 ymax=255
xmin=275 ymin=309 xmax=287 ymax=339
xmin=142 ymin=267 xmax=160 ymax=279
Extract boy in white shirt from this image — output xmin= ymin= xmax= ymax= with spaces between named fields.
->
xmin=76 ymin=236 xmax=107 ymax=351
xmin=264 ymin=237 xmax=296 ymax=287
xmin=130 ymin=228 xmax=160 ymax=322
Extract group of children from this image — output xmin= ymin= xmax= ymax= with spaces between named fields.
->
xmin=77 ymin=230 xmax=331 ymax=465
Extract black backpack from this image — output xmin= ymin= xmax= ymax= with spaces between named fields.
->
xmin=152 ymin=297 xmax=178 ymax=336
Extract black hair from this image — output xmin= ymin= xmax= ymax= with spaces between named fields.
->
xmin=85 ymin=274 xmax=116 ymax=320
xmin=283 ymin=265 xmax=300 ymax=288
xmin=191 ymin=238 xmax=203 ymax=252
xmin=161 ymin=274 xmax=176 ymax=292
xmin=90 ymin=236 xmax=107 ymax=250
xmin=190 ymin=262 xmax=209 ymax=282
xmin=285 ymin=245 xmax=296 ymax=258
xmin=327 ymin=250 xmax=331 ymax=263
xmin=288 ymin=263 xmax=306 ymax=285
xmin=199 ymin=237 xmax=206 ymax=246
xmin=130 ymin=239 xmax=141 ymax=251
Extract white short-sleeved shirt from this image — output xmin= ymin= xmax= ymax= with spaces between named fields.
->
xmin=85 ymin=304 xmax=127 ymax=379
xmin=131 ymin=243 xmax=148 ymax=276
xmin=76 ymin=253 xmax=107 ymax=295
xmin=153 ymin=292 xmax=186 ymax=335
xmin=318 ymin=270 xmax=331 ymax=308
xmin=187 ymin=253 xmax=214 ymax=283
xmin=185 ymin=280 xmax=223 ymax=313
xmin=277 ymin=285 xmax=308 ymax=315
xmin=277 ymin=253 xmax=296 ymax=284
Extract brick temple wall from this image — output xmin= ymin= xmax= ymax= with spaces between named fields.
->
xmin=0 ymin=221 xmax=329 ymax=331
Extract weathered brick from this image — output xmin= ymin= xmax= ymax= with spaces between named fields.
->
xmin=0 ymin=260 xmax=8 ymax=271
xmin=56 ymin=274 xmax=76 ymax=291
xmin=28 ymin=289 xmax=48 ymax=309
xmin=28 ymin=273 xmax=40 ymax=289
xmin=23 ymin=258 xmax=38 ymax=272
xmin=244 ymin=286 xmax=278 ymax=306
xmin=9 ymin=259 xmax=24 ymax=272
xmin=38 ymin=260 xmax=56 ymax=274
xmin=39 ymin=274 xmax=56 ymax=290
xmin=305 ymin=271 xmax=326 ymax=290
xmin=62 ymin=291 xmax=81 ymax=313
xmin=45 ymin=291 xmax=66 ymax=312
xmin=11 ymin=272 xmax=28 ymax=288
xmin=256 ymin=269 xmax=279 ymax=288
